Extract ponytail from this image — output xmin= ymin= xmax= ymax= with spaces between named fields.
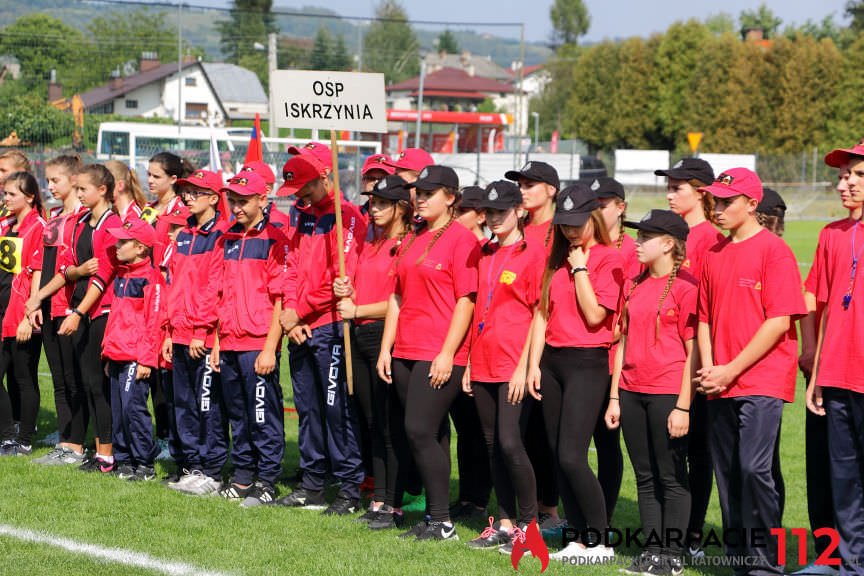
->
xmin=689 ymin=178 xmax=717 ymax=225
xmin=105 ymin=160 xmax=147 ymax=209
xmin=46 ymin=154 xmax=82 ymax=176
xmin=78 ymin=164 xmax=115 ymax=203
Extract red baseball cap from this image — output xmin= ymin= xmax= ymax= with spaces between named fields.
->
xmin=362 ymin=154 xmax=396 ymax=176
xmin=158 ymin=204 xmax=192 ymax=225
xmin=287 ymin=141 xmax=333 ymax=170
xmin=384 ymin=148 xmax=434 ymax=173
xmin=239 ymin=161 xmax=275 ymax=185
xmin=277 ymin=155 xmax=327 ymax=196
xmin=108 ymin=218 xmax=158 ymax=247
xmin=699 ymin=167 xmax=763 ymax=202
xmin=825 ymin=139 xmax=864 ymax=168
xmin=176 ymin=170 xmax=223 ymax=194
xmin=222 ymin=171 xmax=268 ymax=197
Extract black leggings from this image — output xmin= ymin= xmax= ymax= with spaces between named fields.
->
xmin=620 ymin=390 xmax=690 ymax=556
xmin=527 ymin=403 xmax=559 ymax=508
xmin=687 ymin=394 xmax=714 ymax=537
xmin=450 ymin=392 xmax=492 ymax=507
xmin=74 ymin=315 xmax=112 ymax=444
xmin=42 ymin=312 xmax=86 ymax=445
xmin=540 ymin=346 xmax=609 ymax=540
xmin=0 ymin=336 xmax=41 ymax=445
xmin=352 ymin=321 xmax=394 ymax=503
xmin=473 ymin=381 xmax=538 ymax=524
xmin=594 ymin=378 xmax=623 ymax=522
xmin=392 ymin=357 xmax=465 ymax=522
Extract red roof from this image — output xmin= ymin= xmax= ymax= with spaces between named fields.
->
xmin=387 ymin=68 xmax=514 ymax=94
xmin=408 ymin=90 xmax=487 ymax=99
xmin=507 ymin=64 xmax=543 ymax=77
xmin=81 ymin=61 xmax=199 ymax=109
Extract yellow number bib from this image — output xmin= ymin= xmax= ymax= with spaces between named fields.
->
xmin=0 ymin=236 xmax=23 ymax=274
xmin=140 ymin=207 xmax=158 ymax=225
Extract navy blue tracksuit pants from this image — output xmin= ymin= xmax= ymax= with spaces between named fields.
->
xmin=289 ymin=321 xmax=364 ymax=499
xmin=220 ymin=350 xmax=284 ymax=486
xmin=109 ymin=361 xmax=159 ymax=467
xmin=173 ymin=344 xmax=229 ymax=479
xmin=709 ymin=396 xmax=784 ymax=576
xmin=824 ymin=388 xmax=864 ymax=576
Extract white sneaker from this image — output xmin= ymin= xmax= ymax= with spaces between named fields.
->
xmin=791 ymin=563 xmax=840 ymax=576
xmin=550 ymin=542 xmax=586 ymax=561
xmin=167 ymin=469 xmax=202 ymax=491
xmin=580 ymin=545 xmax=614 ymax=561
xmin=180 ymin=474 xmax=223 ymax=496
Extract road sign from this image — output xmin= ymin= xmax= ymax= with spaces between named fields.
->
xmin=687 ymin=132 xmax=703 ymax=153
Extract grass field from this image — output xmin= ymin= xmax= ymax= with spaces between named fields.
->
xmin=0 ymin=221 xmax=829 ymax=575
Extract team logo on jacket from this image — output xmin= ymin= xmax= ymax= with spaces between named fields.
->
xmin=510 ymin=519 xmax=549 ymax=573
xmin=682 ymin=258 xmax=691 ymax=269
xmin=500 ymin=270 xmax=517 ymax=285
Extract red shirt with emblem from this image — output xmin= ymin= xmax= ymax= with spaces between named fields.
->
xmin=393 ymin=222 xmax=480 ymax=365
xmin=813 ymin=218 xmax=864 ymax=393
xmin=545 ymin=243 xmax=624 ymax=348
xmin=698 ymin=228 xmax=806 ymax=402
xmin=620 ymin=271 xmax=698 ymax=395
xmin=469 ymin=240 xmax=545 ymax=382
xmin=353 ymin=236 xmax=400 ymax=326
xmin=524 ymin=220 xmax=553 ymax=253
xmin=683 ymin=220 xmax=724 ymax=279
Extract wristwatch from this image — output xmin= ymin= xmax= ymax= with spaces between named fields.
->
xmin=571 ymin=266 xmax=588 ymax=275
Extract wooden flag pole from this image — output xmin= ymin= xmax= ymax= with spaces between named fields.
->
xmin=330 ymin=131 xmax=354 ymax=396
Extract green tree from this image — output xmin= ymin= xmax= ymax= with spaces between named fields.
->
xmin=532 ymin=42 xmax=580 ymax=138
xmin=0 ymin=93 xmax=75 ymax=146
xmin=437 ymin=30 xmax=460 ymax=54
xmin=549 ymin=0 xmax=590 ymax=46
xmin=705 ymin=13 xmax=736 ymax=36
xmin=827 ymin=31 xmax=864 ymax=146
xmin=311 ymin=26 xmax=333 ymax=70
xmin=216 ymin=0 xmax=277 ymax=85
xmin=362 ymin=0 xmax=420 ymax=83
xmin=846 ymin=1 xmax=864 ymax=33
xmin=568 ymin=41 xmax=619 ymax=149
xmin=609 ymin=36 xmax=660 ymax=148
xmin=0 ymin=14 xmax=86 ymax=92
xmin=331 ymin=34 xmax=352 ymax=71
xmin=739 ymin=3 xmax=782 ymax=39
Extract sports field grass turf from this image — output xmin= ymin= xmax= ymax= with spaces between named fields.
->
xmin=0 ymin=220 xmax=829 ymax=575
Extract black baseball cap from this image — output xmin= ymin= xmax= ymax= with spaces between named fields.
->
xmin=552 ymin=183 xmax=598 ymax=227
xmin=410 ymin=165 xmax=459 ymax=191
xmin=654 ymin=158 xmax=715 ymax=184
xmin=363 ymin=174 xmax=411 ymax=202
xmin=590 ymin=177 xmax=625 ymax=200
xmin=505 ymin=161 xmax=560 ymax=190
xmin=457 ymin=186 xmax=484 ymax=210
xmin=756 ymin=188 xmax=786 ymax=216
xmin=625 ymin=209 xmax=689 ymax=241
xmin=478 ymin=180 xmax=521 ymax=210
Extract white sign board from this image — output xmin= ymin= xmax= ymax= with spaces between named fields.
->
xmin=699 ymin=153 xmax=757 ymax=175
xmin=615 ymin=149 xmax=670 ymax=187
xmin=271 ymin=70 xmax=387 ymax=133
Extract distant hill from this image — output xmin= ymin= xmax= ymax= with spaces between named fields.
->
xmin=0 ymin=0 xmax=552 ymax=69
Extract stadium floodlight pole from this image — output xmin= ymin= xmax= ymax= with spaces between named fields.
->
xmin=415 ymin=58 xmax=426 ymax=149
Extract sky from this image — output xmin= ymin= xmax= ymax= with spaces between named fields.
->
xmin=271 ymin=0 xmax=850 ymax=43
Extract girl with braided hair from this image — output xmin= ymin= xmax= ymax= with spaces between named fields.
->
xmin=604 ymin=210 xmax=697 ymax=575
xmin=377 ymin=165 xmax=480 ymax=542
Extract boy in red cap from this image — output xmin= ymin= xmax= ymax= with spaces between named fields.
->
xmin=383 ymin=148 xmax=433 ymax=184
xmin=102 ymin=219 xmax=165 ymax=481
xmin=210 ymin=172 xmax=287 ymax=507
xmin=161 ymin=170 xmax=229 ymax=495
xmin=239 ymin=161 xmax=291 ymax=230
xmin=806 ymin=141 xmax=864 ymax=576
xmin=696 ymin=168 xmax=805 ymax=575
xmin=287 ymin=141 xmax=334 ymax=171
xmin=276 ymin=153 xmax=368 ymax=515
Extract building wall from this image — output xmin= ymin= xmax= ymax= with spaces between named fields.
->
xmin=109 ymin=82 xmax=163 ymax=118
xmin=162 ymin=67 xmax=224 ymax=125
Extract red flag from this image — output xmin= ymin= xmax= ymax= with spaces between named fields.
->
xmin=245 ymin=113 xmax=263 ymax=164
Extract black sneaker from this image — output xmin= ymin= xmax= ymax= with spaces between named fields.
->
xmin=322 ymin=494 xmax=360 ymax=516
xmin=217 ymin=482 xmax=254 ymax=501
xmin=78 ymin=455 xmax=114 ymax=473
xmin=274 ymin=487 xmax=326 ymax=510
xmin=621 ymin=552 xmax=654 ymax=574
xmin=398 ymin=518 xmax=429 ymax=539
xmin=0 ymin=441 xmax=32 ymax=456
xmin=128 ymin=465 xmax=156 ymax=482
xmin=355 ymin=502 xmax=381 ymax=523
xmin=664 ymin=555 xmax=683 ymax=576
xmin=643 ymin=554 xmax=671 ymax=575
xmin=113 ymin=464 xmax=136 ymax=479
xmin=466 ymin=517 xmax=507 ymax=550
xmin=240 ymin=481 xmax=276 ymax=508
xmin=416 ymin=521 xmax=459 ymax=541
xmin=368 ymin=506 xmax=405 ymax=530
xmin=538 ymin=512 xmax=566 ymax=531
xmin=498 ymin=525 xmax=529 ymax=555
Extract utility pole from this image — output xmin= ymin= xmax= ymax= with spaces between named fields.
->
xmin=415 ymin=58 xmax=426 ymax=149
xmin=268 ymin=32 xmax=277 ymax=138
xmin=177 ymin=0 xmax=182 ymax=133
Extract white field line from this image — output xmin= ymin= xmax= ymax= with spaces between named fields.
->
xmin=0 ymin=524 xmax=236 ymax=576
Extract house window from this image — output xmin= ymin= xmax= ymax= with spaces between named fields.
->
xmin=125 ymin=99 xmax=138 ymax=109
xmin=185 ymin=77 xmax=196 ymax=87
xmin=92 ymin=103 xmax=114 ymax=114
xmin=185 ymin=102 xmax=208 ymax=119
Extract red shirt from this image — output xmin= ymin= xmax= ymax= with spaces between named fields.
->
xmin=545 ymin=243 xmax=624 ymax=348
xmin=813 ymin=218 xmax=864 ymax=393
xmin=469 ymin=240 xmax=544 ymax=382
xmin=102 ymin=257 xmax=164 ymax=367
xmin=620 ymin=271 xmax=698 ymax=395
xmin=147 ymin=196 xmax=184 ymax=267
xmin=617 ymin=233 xmax=641 ymax=281
xmin=42 ymin=204 xmax=86 ymax=319
xmin=1 ymin=210 xmax=45 ymax=339
xmin=353 ymin=236 xmax=400 ymax=326
xmin=804 ymin=220 xmax=852 ymax=295
xmin=393 ymin=222 xmax=480 ymax=365
xmin=524 ymin=220 xmax=552 ymax=252
xmin=682 ymin=220 xmax=723 ymax=279
xmin=698 ymin=228 xmax=806 ymax=402
xmin=118 ymin=202 xmax=143 ymax=224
